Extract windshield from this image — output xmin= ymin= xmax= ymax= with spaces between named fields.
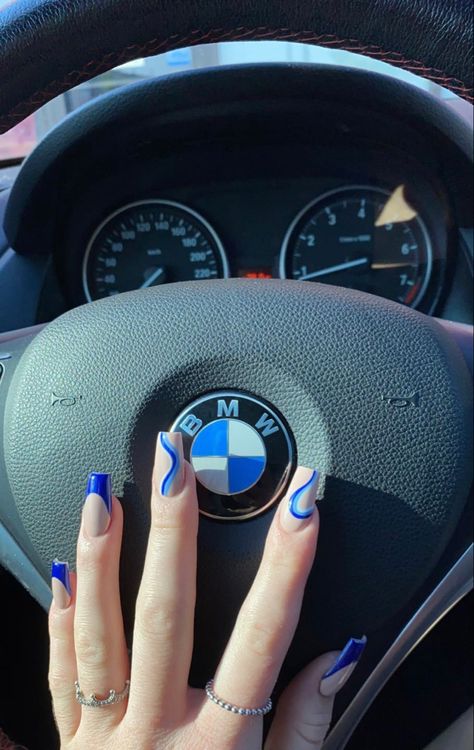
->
xmin=0 ymin=15 xmax=471 ymax=163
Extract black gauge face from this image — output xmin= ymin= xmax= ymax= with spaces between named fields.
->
xmin=280 ymin=186 xmax=432 ymax=308
xmin=83 ymin=200 xmax=229 ymax=301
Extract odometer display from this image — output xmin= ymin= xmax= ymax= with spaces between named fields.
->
xmin=280 ymin=186 xmax=432 ymax=308
xmin=83 ymin=200 xmax=228 ymax=301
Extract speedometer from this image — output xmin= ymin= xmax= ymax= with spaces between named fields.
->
xmin=83 ymin=200 xmax=229 ymax=301
xmin=280 ymin=186 xmax=432 ymax=308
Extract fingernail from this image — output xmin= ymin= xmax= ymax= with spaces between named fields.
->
xmin=320 ymin=636 xmax=367 ymax=697
xmin=280 ymin=466 xmax=319 ymax=532
xmin=155 ymin=432 xmax=185 ymax=497
xmin=51 ymin=560 xmax=71 ymax=609
xmin=83 ymin=472 xmax=112 ymax=537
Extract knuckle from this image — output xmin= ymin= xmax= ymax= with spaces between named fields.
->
xmin=150 ymin=496 xmax=190 ymax=532
xmin=244 ymin=615 xmax=282 ymax=665
xmin=48 ymin=670 xmax=71 ymax=698
xmin=76 ymin=536 xmax=110 ymax=570
xmin=75 ymin=628 xmax=109 ymax=668
xmin=271 ymin=519 xmax=316 ymax=559
xmin=263 ymin=537 xmax=313 ymax=594
xmin=267 ymin=531 xmax=304 ymax=569
xmin=49 ymin=613 xmax=70 ymax=641
xmin=137 ymin=596 xmax=177 ymax=639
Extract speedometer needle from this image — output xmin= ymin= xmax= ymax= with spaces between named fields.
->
xmin=298 ymin=257 xmax=369 ymax=280
xmin=140 ymin=267 xmax=164 ymax=289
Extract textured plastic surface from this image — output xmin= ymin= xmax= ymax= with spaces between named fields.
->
xmin=3 ymin=280 xmax=472 ymax=684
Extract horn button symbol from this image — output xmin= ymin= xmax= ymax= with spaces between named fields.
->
xmin=191 ymin=419 xmax=266 ymax=495
xmin=170 ymin=391 xmax=295 ymax=520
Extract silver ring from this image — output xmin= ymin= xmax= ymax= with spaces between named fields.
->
xmin=205 ymin=679 xmax=272 ymax=716
xmin=75 ymin=679 xmax=130 ymax=707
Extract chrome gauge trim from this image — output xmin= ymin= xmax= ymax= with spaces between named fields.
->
xmin=82 ymin=199 xmax=230 ymax=302
xmin=279 ymin=185 xmax=433 ymax=310
xmin=324 ymin=544 xmax=474 ymax=750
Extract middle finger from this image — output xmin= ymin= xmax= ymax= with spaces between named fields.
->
xmin=127 ymin=432 xmax=199 ymax=725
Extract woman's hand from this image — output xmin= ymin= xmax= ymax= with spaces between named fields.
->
xmin=49 ymin=432 xmax=365 ymax=750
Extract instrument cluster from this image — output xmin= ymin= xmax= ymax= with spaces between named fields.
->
xmin=83 ymin=184 xmax=438 ymax=311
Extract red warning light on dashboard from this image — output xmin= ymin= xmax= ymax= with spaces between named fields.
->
xmin=238 ymin=269 xmax=273 ymax=279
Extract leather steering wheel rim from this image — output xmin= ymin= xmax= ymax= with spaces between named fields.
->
xmin=0 ymin=0 xmax=473 ymax=136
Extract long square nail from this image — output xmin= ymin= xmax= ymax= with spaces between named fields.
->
xmin=83 ymin=472 xmax=112 ymax=537
xmin=51 ymin=559 xmax=71 ymax=609
xmin=320 ymin=636 xmax=367 ymax=696
xmin=155 ymin=432 xmax=184 ymax=497
xmin=280 ymin=466 xmax=319 ymax=532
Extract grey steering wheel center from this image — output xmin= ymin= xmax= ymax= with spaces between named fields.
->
xmin=3 ymin=279 xmax=472 ymax=643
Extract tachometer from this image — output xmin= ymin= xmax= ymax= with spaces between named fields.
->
xmin=83 ymin=200 xmax=228 ymax=301
xmin=280 ymin=186 xmax=432 ymax=308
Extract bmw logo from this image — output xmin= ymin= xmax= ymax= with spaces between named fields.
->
xmin=170 ymin=391 xmax=295 ymax=520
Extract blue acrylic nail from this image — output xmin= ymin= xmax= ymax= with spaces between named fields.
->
xmin=51 ymin=559 xmax=71 ymax=596
xmin=322 ymin=636 xmax=367 ymax=679
xmin=288 ymin=469 xmax=319 ymax=519
xmin=160 ymin=432 xmax=181 ymax=496
xmin=85 ymin=472 xmax=112 ymax=514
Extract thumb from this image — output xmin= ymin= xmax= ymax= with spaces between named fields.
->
xmin=265 ymin=637 xmax=367 ymax=750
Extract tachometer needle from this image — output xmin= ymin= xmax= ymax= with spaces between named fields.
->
xmin=140 ymin=267 xmax=164 ymax=289
xmin=371 ymin=262 xmax=411 ymax=270
xmin=298 ymin=257 xmax=369 ymax=280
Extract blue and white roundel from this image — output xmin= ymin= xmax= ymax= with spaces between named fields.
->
xmin=190 ymin=419 xmax=267 ymax=495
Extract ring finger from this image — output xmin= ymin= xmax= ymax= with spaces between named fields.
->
xmin=200 ymin=466 xmax=320 ymax=738
xmin=74 ymin=473 xmax=129 ymax=727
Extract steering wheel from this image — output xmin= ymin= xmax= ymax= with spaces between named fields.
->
xmin=0 ymin=2 xmax=472 ymax=747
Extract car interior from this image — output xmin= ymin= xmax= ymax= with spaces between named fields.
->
xmin=0 ymin=2 xmax=472 ymax=749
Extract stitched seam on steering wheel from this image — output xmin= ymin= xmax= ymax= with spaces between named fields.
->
xmin=1 ymin=25 xmax=473 ymax=133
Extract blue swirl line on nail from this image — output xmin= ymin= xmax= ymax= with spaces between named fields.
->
xmin=322 ymin=636 xmax=367 ymax=679
xmin=160 ymin=433 xmax=180 ymax=496
xmin=288 ymin=470 xmax=318 ymax=519
xmin=86 ymin=472 xmax=112 ymax=514
xmin=51 ymin=559 xmax=71 ymax=595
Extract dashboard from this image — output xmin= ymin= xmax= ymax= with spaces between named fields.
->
xmin=0 ymin=64 xmax=472 ymax=330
